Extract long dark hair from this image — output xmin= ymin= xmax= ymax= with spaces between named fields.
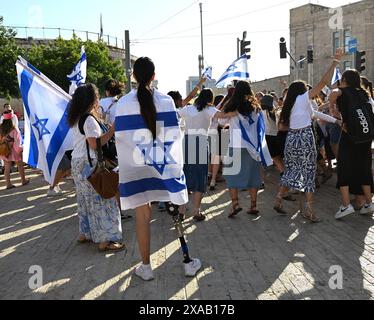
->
xmin=68 ymin=84 xmax=100 ymax=127
xmin=0 ymin=119 xmax=15 ymax=136
xmin=361 ymin=76 xmax=373 ymax=99
xmin=133 ymin=57 xmax=157 ymax=139
xmin=224 ymin=81 xmax=259 ymax=116
xmin=195 ymin=88 xmax=214 ymax=112
xmin=279 ymin=81 xmax=308 ymax=126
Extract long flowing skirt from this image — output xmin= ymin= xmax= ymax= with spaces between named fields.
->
xmin=281 ymin=127 xmax=317 ymax=193
xmin=71 ymin=158 xmax=122 ymax=244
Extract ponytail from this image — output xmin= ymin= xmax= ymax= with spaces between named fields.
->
xmin=134 ymin=57 xmax=157 ymax=139
xmin=138 ymin=82 xmax=157 ymax=139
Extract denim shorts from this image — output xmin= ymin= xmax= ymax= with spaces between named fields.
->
xmin=326 ymin=123 xmax=342 ymax=145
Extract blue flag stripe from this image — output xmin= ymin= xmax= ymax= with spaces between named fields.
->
xmin=216 ymin=71 xmax=250 ymax=86
xmin=116 ymin=112 xmax=179 ymax=132
xmin=20 ymin=70 xmax=39 ymax=167
xmin=46 ymin=109 xmax=71 ymax=175
xmin=120 ymin=176 xmax=186 ymax=198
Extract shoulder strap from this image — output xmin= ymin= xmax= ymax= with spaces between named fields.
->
xmin=106 ymin=98 xmax=119 ymax=113
xmin=79 ymin=114 xmax=91 ymax=135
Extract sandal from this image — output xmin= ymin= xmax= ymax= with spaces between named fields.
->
xmin=99 ymin=242 xmax=127 ymax=252
xmin=229 ymin=199 xmax=242 ymax=218
xmin=283 ymin=194 xmax=297 ymax=202
xmin=6 ymin=185 xmax=16 ymax=190
xmin=274 ymin=195 xmax=287 ymax=215
xmin=193 ymin=210 xmax=206 ymax=222
xmin=247 ymin=201 xmax=260 ymax=216
xmin=77 ymin=236 xmax=92 ymax=244
xmin=22 ymin=180 xmax=30 ymax=186
xmin=302 ymin=203 xmax=322 ymax=223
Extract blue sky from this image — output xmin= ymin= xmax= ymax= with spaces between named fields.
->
xmin=1 ymin=0 xmax=361 ymax=95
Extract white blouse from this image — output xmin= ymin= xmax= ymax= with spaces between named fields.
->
xmin=290 ymin=92 xmax=337 ymax=130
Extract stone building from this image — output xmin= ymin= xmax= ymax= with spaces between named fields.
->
xmin=290 ymin=0 xmax=374 ymax=85
xmin=252 ymin=0 xmax=374 ymax=95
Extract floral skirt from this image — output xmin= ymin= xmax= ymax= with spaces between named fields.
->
xmin=71 ymin=157 xmax=122 ymax=244
xmin=281 ymin=127 xmax=317 ymax=193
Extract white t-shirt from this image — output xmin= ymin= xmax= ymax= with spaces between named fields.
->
xmin=0 ymin=114 xmax=19 ymax=128
xmin=178 ymin=105 xmax=219 ymax=136
xmin=100 ymin=97 xmax=118 ymax=125
xmin=290 ymin=92 xmax=337 ymax=130
xmin=72 ymin=115 xmax=102 ymax=160
xmin=262 ymin=110 xmax=278 ymax=136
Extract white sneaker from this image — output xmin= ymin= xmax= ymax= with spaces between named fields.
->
xmin=335 ymin=204 xmax=355 ymax=220
xmin=135 ymin=264 xmax=154 ymax=281
xmin=47 ymin=187 xmax=63 ymax=197
xmin=185 ymin=258 xmax=202 ymax=277
xmin=360 ymin=203 xmax=374 ymax=215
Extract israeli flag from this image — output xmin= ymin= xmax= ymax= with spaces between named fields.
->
xmin=16 ymin=57 xmax=73 ymax=184
xmin=237 ymin=112 xmax=273 ymax=168
xmin=202 ymin=66 xmax=212 ymax=80
xmin=115 ymin=90 xmax=188 ymax=210
xmin=67 ymin=46 xmax=87 ymax=95
xmin=216 ymin=55 xmax=249 ymax=88
xmin=331 ymin=67 xmax=342 ymax=86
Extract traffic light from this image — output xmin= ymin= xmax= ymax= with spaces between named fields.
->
xmin=355 ymin=51 xmax=366 ymax=73
xmin=280 ymin=38 xmax=287 ymax=59
xmin=307 ymin=48 xmax=314 ymax=64
xmin=240 ymin=40 xmax=251 ymax=59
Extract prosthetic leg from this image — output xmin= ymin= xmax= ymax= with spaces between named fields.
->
xmin=166 ymin=203 xmax=202 ymax=277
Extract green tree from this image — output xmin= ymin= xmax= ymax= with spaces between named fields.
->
xmin=25 ymin=37 xmax=126 ymax=95
xmin=0 ymin=16 xmax=23 ymax=98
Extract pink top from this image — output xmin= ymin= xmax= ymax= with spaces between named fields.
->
xmin=0 ymin=128 xmax=23 ymax=162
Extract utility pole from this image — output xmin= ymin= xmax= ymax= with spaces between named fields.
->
xmin=199 ymin=2 xmax=204 ymax=78
xmin=237 ymin=38 xmax=240 ymax=59
xmin=125 ymin=30 xmax=132 ymax=94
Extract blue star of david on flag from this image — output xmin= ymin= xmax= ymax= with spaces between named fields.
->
xmin=32 ymin=115 xmax=51 ymax=141
xmin=227 ymin=64 xmax=238 ymax=72
xmin=137 ymin=138 xmax=176 ymax=175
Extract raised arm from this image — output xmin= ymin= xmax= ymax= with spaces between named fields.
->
xmin=182 ymin=77 xmax=207 ymax=107
xmin=309 ymin=48 xmax=344 ymax=100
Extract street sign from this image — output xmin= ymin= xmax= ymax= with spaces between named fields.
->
xmin=348 ymin=39 xmax=358 ymax=54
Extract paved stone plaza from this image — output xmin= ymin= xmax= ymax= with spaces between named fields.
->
xmin=0 ymin=168 xmax=374 ymax=300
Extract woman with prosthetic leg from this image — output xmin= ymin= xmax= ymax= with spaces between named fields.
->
xmin=115 ymin=57 xmax=202 ymax=281
xmin=166 ymin=203 xmax=201 ymax=276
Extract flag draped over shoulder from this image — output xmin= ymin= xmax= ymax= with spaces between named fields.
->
xmin=115 ymin=90 xmax=188 ymax=210
xmin=216 ymin=55 xmax=249 ymax=88
xmin=237 ymin=113 xmax=273 ymax=167
xmin=16 ymin=57 xmax=73 ymax=184
xmin=67 ymin=46 xmax=87 ymax=95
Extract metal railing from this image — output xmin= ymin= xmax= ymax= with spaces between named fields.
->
xmin=5 ymin=25 xmax=125 ymax=49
